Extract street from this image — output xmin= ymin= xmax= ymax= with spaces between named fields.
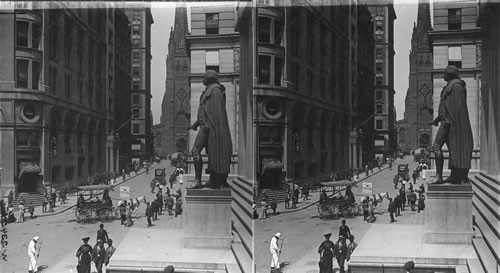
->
xmin=1 ymin=160 xmax=181 ymax=273
xmin=254 ymin=157 xmax=422 ymax=273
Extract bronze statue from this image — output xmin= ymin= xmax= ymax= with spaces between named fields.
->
xmin=429 ymin=65 xmax=473 ymax=184
xmin=188 ymin=70 xmax=232 ymax=189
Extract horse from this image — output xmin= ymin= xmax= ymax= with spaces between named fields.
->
xmin=359 ymin=192 xmax=390 ymax=208
xmin=118 ymin=196 xmax=147 ymax=218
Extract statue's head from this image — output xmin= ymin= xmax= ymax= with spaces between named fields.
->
xmin=444 ymin=65 xmax=460 ymax=81
xmin=203 ymin=70 xmax=219 ymax=86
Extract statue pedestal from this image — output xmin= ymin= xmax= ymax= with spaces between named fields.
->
xmin=184 ymin=189 xmax=232 ymax=248
xmin=425 ymin=184 xmax=474 ymax=244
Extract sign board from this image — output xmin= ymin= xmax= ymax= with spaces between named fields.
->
xmin=120 ymin=186 xmax=130 ymax=200
xmin=362 ymin=182 xmax=373 ymax=195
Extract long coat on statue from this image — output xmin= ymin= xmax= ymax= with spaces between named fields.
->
xmin=197 ymin=80 xmax=232 ymax=174
xmin=438 ymin=79 xmax=473 ymax=169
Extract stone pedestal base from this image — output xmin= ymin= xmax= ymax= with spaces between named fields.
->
xmin=425 ymin=184 xmax=474 ymax=244
xmin=184 ymin=189 xmax=232 ymax=248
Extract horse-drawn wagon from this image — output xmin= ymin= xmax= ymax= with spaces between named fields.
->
xmin=75 ymin=185 xmax=114 ymax=223
xmin=317 ymin=180 xmax=360 ymax=219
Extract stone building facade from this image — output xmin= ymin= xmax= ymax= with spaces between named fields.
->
xmin=157 ymin=5 xmax=190 ymax=157
xmin=429 ymin=0 xmax=481 ymax=168
xmin=125 ymin=8 xmax=154 ymax=164
xmin=254 ymin=0 xmax=374 ymax=191
xmin=367 ymin=1 xmax=397 ymax=158
xmin=186 ymin=5 xmax=240 ymax=174
xmin=0 ymin=3 xmax=131 ymax=197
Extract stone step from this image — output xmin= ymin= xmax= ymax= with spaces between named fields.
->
xmin=472 ymin=186 xmax=500 ymax=223
xmin=230 ymin=176 xmax=253 ymax=196
xmin=229 ymin=181 xmax=252 ymax=216
xmin=230 ymin=242 xmax=253 ymax=273
xmin=472 ymin=237 xmax=499 ymax=273
xmin=11 ymin=192 xmax=45 ymax=207
xmin=472 ymin=205 xmax=500 ymax=263
xmin=467 ymin=257 xmax=486 ymax=273
xmin=225 ymin=263 xmax=242 ymax=273
xmin=471 ymin=175 xmax=500 ymax=208
xmin=232 ymin=204 xmax=252 ymax=257
xmin=255 ymin=189 xmax=287 ymax=204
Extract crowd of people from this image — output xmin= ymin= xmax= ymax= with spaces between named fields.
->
xmin=74 ymin=224 xmax=117 ymax=273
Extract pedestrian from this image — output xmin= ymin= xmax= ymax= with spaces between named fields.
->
xmin=294 ymin=188 xmax=300 ymax=205
xmin=178 ymin=168 xmax=184 ymax=185
xmin=409 ymin=190 xmax=417 ymax=211
xmin=404 ymin=260 xmax=415 ymax=273
xmin=0 ymin=200 xmax=6 ymax=227
xmin=122 ymin=169 xmax=126 ymax=181
xmin=146 ymin=202 xmax=153 ymax=227
xmin=399 ymin=188 xmax=407 ymax=211
xmin=51 ymin=192 xmax=57 ymax=208
xmin=157 ymin=192 xmax=164 ymax=215
xmin=259 ymin=199 xmax=267 ymax=219
xmin=42 ymin=195 xmax=48 ymax=214
xmin=76 ymin=237 xmax=93 ymax=273
xmin=152 ymin=197 xmax=159 ymax=221
xmin=269 ymin=232 xmax=282 ymax=272
xmin=96 ymin=223 xmax=109 ymax=243
xmin=394 ymin=193 xmax=402 ymax=217
xmin=419 ymin=184 xmax=425 ymax=194
xmin=125 ymin=202 xmax=133 ymax=227
xmin=166 ymin=195 xmax=174 ymax=216
xmin=418 ymin=193 xmax=425 ymax=213
xmin=388 ymin=198 xmax=396 ymax=223
xmin=347 ymin=235 xmax=358 ymax=264
xmin=284 ymin=191 xmax=290 ymax=209
xmin=175 ymin=198 xmax=183 ymax=217
xmin=270 ymin=198 xmax=277 ymax=216
xmin=334 ymin=235 xmax=348 ymax=273
xmin=17 ymin=202 xmax=25 ymax=223
xmin=119 ymin=203 xmax=126 ymax=225
xmin=169 ymin=174 xmax=175 ymax=189
xmin=393 ymin=175 xmax=399 ymax=189
xmin=150 ymin=179 xmax=156 ymax=194
xmin=104 ymin=239 xmax=116 ymax=268
xmin=28 ymin=202 xmax=35 ymax=219
xmin=318 ymin=231 xmax=334 ymax=273
xmin=7 ymin=205 xmax=15 ymax=223
xmin=338 ymin=219 xmax=352 ymax=239
xmin=28 ymin=236 xmax=40 ymax=273
xmin=367 ymin=198 xmax=375 ymax=223
xmin=362 ymin=198 xmax=369 ymax=221
xmin=93 ymin=239 xmax=106 ymax=273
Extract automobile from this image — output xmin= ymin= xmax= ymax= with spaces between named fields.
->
xmin=154 ymin=168 xmax=166 ymax=186
xmin=397 ymin=164 xmax=409 ymax=180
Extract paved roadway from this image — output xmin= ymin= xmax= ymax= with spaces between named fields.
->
xmin=1 ymin=160 xmax=182 ymax=273
xmin=254 ymin=157 xmax=422 ymax=273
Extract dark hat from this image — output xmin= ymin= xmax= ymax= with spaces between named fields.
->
xmin=323 ymin=231 xmax=332 ymax=237
xmin=445 ymin=65 xmax=459 ymax=76
xmin=82 ymin=237 xmax=90 ymax=242
xmin=108 ymin=239 xmax=113 ymax=243
xmin=204 ymin=70 xmax=218 ymax=81
xmin=404 ymin=261 xmax=415 ymax=270
xmin=99 ymin=223 xmax=104 ymax=228
xmin=349 ymin=235 xmax=355 ymax=240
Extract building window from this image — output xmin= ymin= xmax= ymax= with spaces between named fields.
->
xmin=258 ymin=17 xmax=271 ymax=43
xmin=132 ymin=124 xmax=140 ymax=134
xmin=65 ymin=130 xmax=72 ymax=154
xmin=88 ymin=84 xmax=93 ymax=106
xmin=376 ymin=62 xmax=383 ymax=73
xmin=376 ymin=90 xmax=383 ymax=100
xmin=274 ymin=57 xmax=283 ymax=86
xmin=258 ymin=55 xmax=271 ymax=84
xmin=32 ymin=61 xmax=40 ymax=90
xmin=133 ymin=67 xmax=140 ymax=76
xmin=133 ymin=52 xmax=140 ymax=63
xmin=448 ymin=9 xmax=461 ymax=30
xmin=133 ymin=81 xmax=140 ymax=90
xmin=16 ymin=21 xmax=29 ymax=47
xmin=376 ymin=48 xmax=383 ymax=60
xmin=65 ymin=16 xmax=73 ymax=65
xmin=376 ymin=76 xmax=383 ymax=86
xmin=132 ymin=25 xmax=140 ymax=36
xmin=132 ymin=108 xmax=139 ymax=118
xmin=132 ymin=94 xmax=140 ymax=105
xmin=376 ymin=119 xmax=383 ymax=130
xmin=78 ymin=81 xmax=83 ymax=104
xmin=132 ymin=39 xmax=140 ymax=46
xmin=16 ymin=59 xmax=29 ymax=88
xmin=50 ymin=67 xmax=57 ymax=93
xmin=448 ymin=46 xmax=462 ymax=68
xmin=206 ymin=13 xmax=219 ymax=35
xmin=205 ymin=50 xmax=220 ymax=72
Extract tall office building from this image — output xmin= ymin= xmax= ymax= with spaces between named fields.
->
xmin=368 ymin=1 xmax=397 ymax=158
xmin=126 ymin=7 xmax=154 ymax=164
xmin=0 ymin=2 xmax=131 ymax=198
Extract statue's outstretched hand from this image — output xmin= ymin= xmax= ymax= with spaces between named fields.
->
xmin=428 ymin=118 xmax=440 ymax=126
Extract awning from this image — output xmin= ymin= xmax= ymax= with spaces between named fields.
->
xmin=19 ymin=161 xmax=41 ymax=178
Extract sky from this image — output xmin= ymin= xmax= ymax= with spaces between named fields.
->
xmin=149 ymin=1 xmax=421 ymax=124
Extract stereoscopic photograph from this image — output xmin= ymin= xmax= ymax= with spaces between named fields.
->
xmin=0 ymin=0 xmax=498 ymax=273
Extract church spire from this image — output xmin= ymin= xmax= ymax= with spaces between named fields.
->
xmin=416 ymin=0 xmax=432 ymax=49
xmin=173 ymin=3 xmax=189 ymax=52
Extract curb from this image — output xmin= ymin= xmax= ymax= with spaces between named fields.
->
xmin=35 ymin=169 xmax=149 ymax=218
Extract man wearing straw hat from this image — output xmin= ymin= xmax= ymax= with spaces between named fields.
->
xmin=269 ymin=232 xmax=282 ymax=272
xmin=334 ymin=235 xmax=348 ymax=273
xmin=28 ymin=236 xmax=40 ymax=273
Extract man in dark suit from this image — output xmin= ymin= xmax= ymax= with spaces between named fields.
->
xmin=388 ymin=198 xmax=396 ymax=223
xmin=334 ymin=235 xmax=348 ymax=273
